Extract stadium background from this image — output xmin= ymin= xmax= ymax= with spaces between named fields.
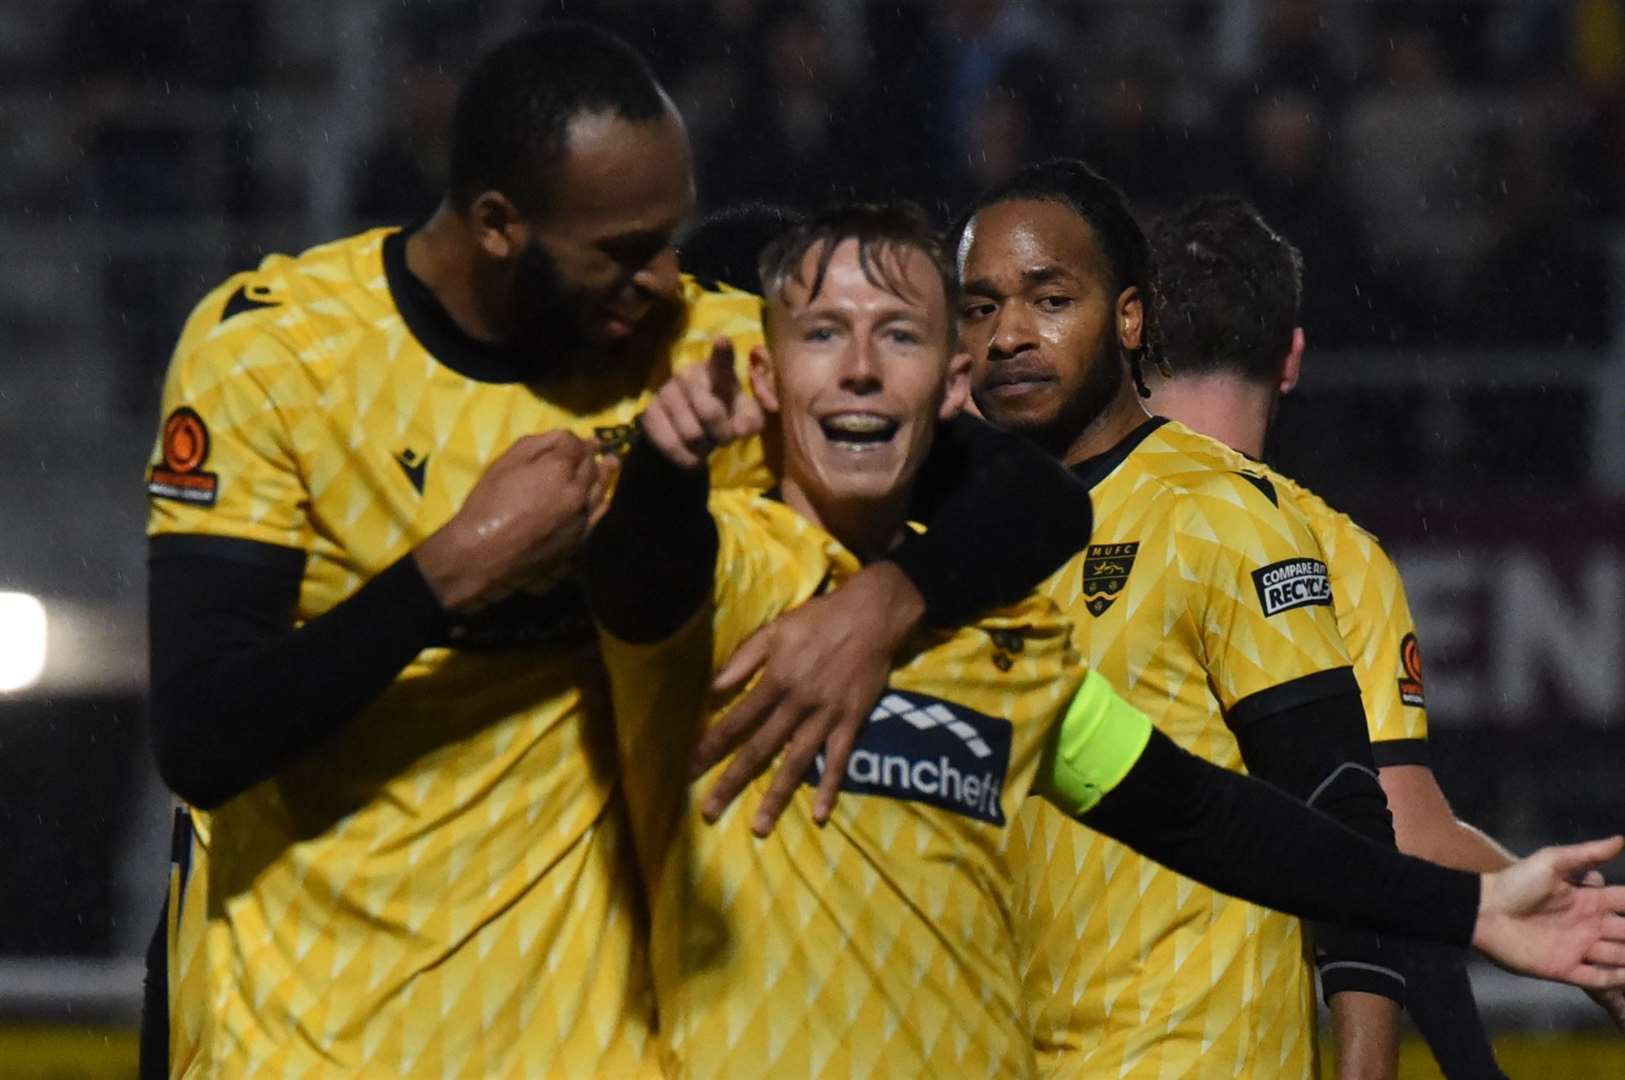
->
xmin=0 ymin=0 xmax=1621 ymax=1074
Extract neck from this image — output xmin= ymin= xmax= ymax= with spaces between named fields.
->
xmin=1058 ymin=375 xmax=1155 ymax=468
xmin=1143 ymin=371 xmax=1272 ymax=458
xmin=780 ymin=477 xmax=912 ymax=563
xmin=405 ymin=201 xmax=509 ymax=346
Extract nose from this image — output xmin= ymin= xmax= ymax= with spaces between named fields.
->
xmin=838 ymin=338 xmax=882 ymax=395
xmin=988 ymin=302 xmax=1038 ymax=361
xmin=631 ymin=245 xmax=681 ymax=301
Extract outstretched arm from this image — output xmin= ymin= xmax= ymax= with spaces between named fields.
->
xmin=1041 ymin=696 xmax=1625 ymax=986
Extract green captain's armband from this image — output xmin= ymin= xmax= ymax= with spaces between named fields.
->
xmin=1039 ymin=669 xmax=1154 ymax=816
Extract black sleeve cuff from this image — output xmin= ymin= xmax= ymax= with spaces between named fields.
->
xmin=1372 ymin=738 xmax=1431 ymax=768
xmin=150 ymin=532 xmax=306 ymax=573
xmin=1226 ymin=667 xmax=1359 ymax=732
xmin=1318 ymin=957 xmax=1406 ymax=1004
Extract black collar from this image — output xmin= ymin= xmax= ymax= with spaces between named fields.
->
xmin=1068 ymin=416 xmax=1169 ymax=490
xmin=382 ymin=228 xmax=540 ymax=384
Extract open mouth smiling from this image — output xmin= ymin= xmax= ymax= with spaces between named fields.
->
xmin=819 ymin=412 xmax=900 ymax=451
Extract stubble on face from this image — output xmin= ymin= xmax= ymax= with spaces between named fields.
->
xmin=958 ymin=199 xmax=1133 ymax=461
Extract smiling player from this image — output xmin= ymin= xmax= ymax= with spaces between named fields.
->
xmin=589 ymin=200 xmax=1625 ymax=1079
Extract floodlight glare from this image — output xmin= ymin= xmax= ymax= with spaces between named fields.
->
xmin=0 ymin=592 xmax=48 ymax=692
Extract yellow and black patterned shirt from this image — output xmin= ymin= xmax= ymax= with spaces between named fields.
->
xmin=598 ymin=489 xmax=1152 ymax=1080
xmin=1268 ymin=470 xmax=1431 ymax=761
xmin=1006 ymin=418 xmax=1355 ymax=1080
xmin=147 ymin=226 xmax=768 ymax=1078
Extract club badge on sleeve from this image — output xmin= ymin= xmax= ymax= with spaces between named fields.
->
xmin=1397 ymin=632 xmax=1426 ymax=707
xmin=148 ymin=407 xmax=219 ymax=506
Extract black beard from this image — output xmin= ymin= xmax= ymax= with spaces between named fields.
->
xmin=509 ymin=241 xmax=595 ymax=361
xmin=1025 ymin=348 xmax=1127 ymax=460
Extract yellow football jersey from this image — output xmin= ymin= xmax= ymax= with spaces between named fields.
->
xmin=147 ymin=226 xmax=769 ymax=1078
xmin=1268 ymin=471 xmax=1431 ymax=756
xmin=1008 ymin=418 xmax=1355 ymax=1080
xmin=598 ymin=490 xmax=1149 ymax=1080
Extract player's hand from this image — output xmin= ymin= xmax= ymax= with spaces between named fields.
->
xmin=641 ymin=337 xmax=765 ymax=469
xmin=691 ymin=562 xmax=926 ymax=837
xmin=1472 ymin=836 xmax=1625 ymax=988
xmin=414 ymin=430 xmax=612 ymax=613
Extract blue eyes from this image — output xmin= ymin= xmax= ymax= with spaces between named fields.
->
xmin=802 ymin=327 xmax=923 ymax=344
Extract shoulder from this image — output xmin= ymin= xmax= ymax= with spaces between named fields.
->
xmin=1121 ymin=421 xmax=1278 ymax=511
xmin=1270 ymin=469 xmax=1396 ymax=574
xmin=674 ymin=275 xmax=765 ymax=351
xmin=173 ymin=227 xmax=396 ymax=376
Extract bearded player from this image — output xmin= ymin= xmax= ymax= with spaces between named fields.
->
xmin=597 ymin=199 xmax=1625 ymax=1078
xmin=955 ymin=160 xmax=1409 ymax=1078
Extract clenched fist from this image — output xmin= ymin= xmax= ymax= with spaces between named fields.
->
xmin=414 ymin=431 xmax=614 ymax=613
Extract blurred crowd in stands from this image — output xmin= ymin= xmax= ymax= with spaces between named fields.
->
xmin=5 ymin=0 xmax=1622 ymax=380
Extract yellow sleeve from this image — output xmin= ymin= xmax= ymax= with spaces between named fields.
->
xmin=1330 ymin=531 xmax=1431 ymax=750
xmin=1037 ymin=669 xmax=1154 ymax=816
xmin=145 ymin=274 xmax=313 ymax=551
xmin=1173 ymin=475 xmax=1354 ymax=715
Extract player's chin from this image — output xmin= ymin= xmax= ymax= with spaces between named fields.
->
xmin=972 ymin=382 xmax=1062 ymax=432
xmin=810 ymin=444 xmax=909 ymax=498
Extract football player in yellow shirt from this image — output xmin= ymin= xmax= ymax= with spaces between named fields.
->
xmin=140 ymin=26 xmax=1101 ymax=1079
xmin=1140 ymin=194 xmax=1625 ymax=1067
xmin=591 ymin=200 xmax=1625 ymax=1079
xmin=954 ymin=159 xmax=1412 ymax=1078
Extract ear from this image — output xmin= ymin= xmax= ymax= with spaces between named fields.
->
xmin=1117 ymin=286 xmax=1143 ymax=351
xmin=466 ymin=191 xmax=528 ymax=261
xmin=1280 ymin=326 xmax=1305 ymax=395
xmin=748 ymin=345 xmax=781 ymax=414
xmin=939 ymin=351 xmax=973 ymax=420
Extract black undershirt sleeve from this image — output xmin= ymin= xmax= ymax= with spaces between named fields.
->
xmin=147 ymin=536 xmax=449 ymax=809
xmin=1403 ymin=944 xmax=1510 ymax=1079
xmin=1079 ymin=728 xmax=1480 ymax=946
xmin=586 ymin=434 xmax=717 ymax=644
xmin=891 ymin=413 xmax=1092 ymax=625
xmin=1229 ymin=671 xmax=1406 ymax=1003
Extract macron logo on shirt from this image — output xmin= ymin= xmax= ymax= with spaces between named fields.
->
xmin=807 ymin=690 xmax=1014 ymax=825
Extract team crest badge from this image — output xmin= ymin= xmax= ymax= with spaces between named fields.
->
xmin=1082 ymin=542 xmax=1139 ymax=616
